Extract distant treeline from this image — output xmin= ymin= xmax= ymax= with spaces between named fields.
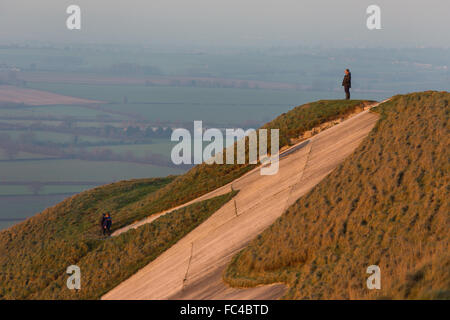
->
xmin=0 ymin=132 xmax=188 ymax=170
xmin=0 ymin=121 xmax=172 ymax=140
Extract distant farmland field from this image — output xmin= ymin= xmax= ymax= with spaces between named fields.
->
xmin=0 ymin=159 xmax=182 ymax=182
xmin=85 ymin=140 xmax=176 ymax=159
xmin=26 ymin=82 xmax=348 ymax=126
xmin=0 ymin=85 xmax=104 ymax=105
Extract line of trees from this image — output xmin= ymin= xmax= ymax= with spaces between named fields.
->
xmin=0 ymin=132 xmax=189 ymax=170
xmin=0 ymin=121 xmax=172 ymax=140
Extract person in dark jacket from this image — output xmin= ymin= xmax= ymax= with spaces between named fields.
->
xmin=100 ymin=213 xmax=106 ymax=235
xmin=342 ymin=69 xmax=351 ymax=100
xmin=103 ymin=213 xmax=112 ymax=236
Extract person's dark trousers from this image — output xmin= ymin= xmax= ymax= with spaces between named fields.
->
xmin=344 ymin=86 xmax=350 ymax=100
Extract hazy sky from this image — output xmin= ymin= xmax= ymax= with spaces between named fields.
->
xmin=1 ymin=0 xmax=449 ymax=47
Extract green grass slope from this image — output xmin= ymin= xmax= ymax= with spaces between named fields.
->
xmin=224 ymin=91 xmax=450 ymax=299
xmin=0 ymin=177 xmax=174 ymax=299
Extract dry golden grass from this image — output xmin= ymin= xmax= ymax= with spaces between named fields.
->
xmin=224 ymin=91 xmax=449 ymax=299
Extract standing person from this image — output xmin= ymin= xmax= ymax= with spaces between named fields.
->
xmin=342 ymin=69 xmax=351 ymax=100
xmin=100 ymin=213 xmax=106 ymax=235
xmin=104 ymin=213 xmax=112 ymax=236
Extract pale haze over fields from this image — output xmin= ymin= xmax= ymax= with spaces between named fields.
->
xmin=0 ymin=0 xmax=449 ymax=47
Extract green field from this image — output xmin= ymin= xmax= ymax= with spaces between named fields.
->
xmin=85 ymin=140 xmax=175 ymax=158
xmin=0 ymin=159 xmax=182 ymax=182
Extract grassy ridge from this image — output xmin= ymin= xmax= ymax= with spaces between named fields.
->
xmin=224 ymin=91 xmax=450 ymax=299
xmin=262 ymin=99 xmax=374 ymax=147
